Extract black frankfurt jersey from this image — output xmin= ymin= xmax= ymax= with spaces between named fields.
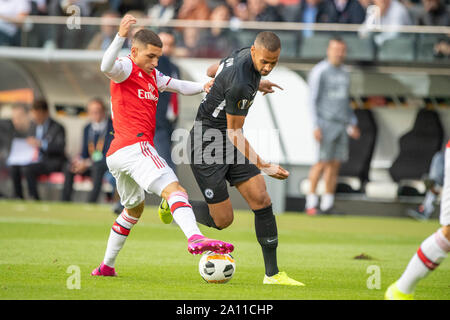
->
xmin=195 ymin=48 xmax=261 ymax=132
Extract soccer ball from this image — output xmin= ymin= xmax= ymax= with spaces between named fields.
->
xmin=198 ymin=251 xmax=236 ymax=284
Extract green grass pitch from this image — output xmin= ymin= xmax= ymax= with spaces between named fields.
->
xmin=0 ymin=200 xmax=448 ymax=300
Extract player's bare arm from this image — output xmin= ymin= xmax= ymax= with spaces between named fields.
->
xmin=226 ymin=113 xmax=289 ymax=180
xmin=207 ymin=62 xmax=220 ymax=78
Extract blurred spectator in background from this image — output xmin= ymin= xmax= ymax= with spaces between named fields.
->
xmin=154 ymin=32 xmax=180 ymax=171
xmin=9 ymin=99 xmax=66 ymax=200
xmin=177 ymin=0 xmax=211 ymax=21
xmin=226 ymin=0 xmax=251 ymax=22
xmin=0 ymin=104 xmax=30 ymax=198
xmin=247 ymin=0 xmax=284 ymax=21
xmin=5 ymin=104 xmax=31 ymax=142
xmin=292 ymin=0 xmax=327 ymax=37
xmin=31 ymin=0 xmax=48 ymax=15
xmin=203 ymin=4 xmax=240 ymax=57
xmin=433 ymin=36 xmax=450 ymax=58
xmin=407 ymin=147 xmax=445 ymax=220
xmin=51 ymin=0 xmax=94 ymax=16
xmin=417 ymin=0 xmax=450 ymax=59
xmin=321 ymin=0 xmax=367 ymax=24
xmin=61 ymin=98 xmax=114 ymax=203
xmin=278 ymin=0 xmax=302 ymax=22
xmin=359 ymin=0 xmax=412 ymax=46
xmin=0 ymin=0 xmax=31 ymax=46
xmin=147 ymin=0 xmax=179 ymax=23
xmin=177 ymin=26 xmax=209 ymax=57
xmin=358 ymin=0 xmax=373 ymax=9
xmin=47 ymin=0 xmax=95 ymax=49
xmin=417 ymin=0 xmax=449 ymax=25
xmin=88 ymin=10 xmax=121 ymax=50
xmin=1 ymin=104 xmax=30 ymax=163
xmin=114 ymin=0 xmax=149 ymax=15
xmin=25 ymin=0 xmax=50 ymax=48
xmin=305 ymin=37 xmax=360 ymax=215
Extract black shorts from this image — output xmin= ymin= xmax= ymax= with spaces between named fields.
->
xmin=189 ymin=124 xmax=261 ymax=204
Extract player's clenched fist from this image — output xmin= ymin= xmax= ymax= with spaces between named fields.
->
xmin=118 ymin=14 xmax=137 ymax=38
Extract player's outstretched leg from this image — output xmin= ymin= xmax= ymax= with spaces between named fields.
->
xmin=385 ymin=227 xmax=450 ymax=299
xmin=163 ymin=188 xmax=234 ymax=255
xmin=91 ymin=204 xmax=141 ymax=276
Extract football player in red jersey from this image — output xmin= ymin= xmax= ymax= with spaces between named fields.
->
xmin=92 ymin=15 xmax=233 ymax=277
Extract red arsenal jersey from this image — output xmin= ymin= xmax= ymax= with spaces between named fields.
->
xmin=107 ymin=56 xmax=171 ymax=156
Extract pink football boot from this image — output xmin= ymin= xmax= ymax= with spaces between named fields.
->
xmin=91 ymin=262 xmax=117 ymax=276
xmin=187 ymin=234 xmax=234 ymax=255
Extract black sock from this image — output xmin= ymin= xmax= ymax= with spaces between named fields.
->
xmin=254 ymin=204 xmax=279 ymax=277
xmin=190 ymin=200 xmax=220 ymax=230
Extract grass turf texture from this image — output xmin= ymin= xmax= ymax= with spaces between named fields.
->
xmin=0 ymin=200 xmax=449 ymax=300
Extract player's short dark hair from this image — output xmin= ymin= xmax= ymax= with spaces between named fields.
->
xmin=254 ymin=31 xmax=281 ymax=52
xmin=133 ymin=29 xmax=163 ymax=48
xmin=31 ymin=99 xmax=48 ymax=112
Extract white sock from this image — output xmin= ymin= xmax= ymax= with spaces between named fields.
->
xmin=422 ymin=191 xmax=436 ymax=216
xmin=103 ymin=209 xmax=138 ymax=268
xmin=320 ymin=193 xmax=334 ymax=211
xmin=306 ymin=193 xmax=319 ymax=210
xmin=167 ymin=191 xmax=202 ymax=239
xmin=397 ymin=229 xmax=450 ymax=294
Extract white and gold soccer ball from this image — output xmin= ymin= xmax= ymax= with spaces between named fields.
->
xmin=198 ymin=251 xmax=236 ymax=283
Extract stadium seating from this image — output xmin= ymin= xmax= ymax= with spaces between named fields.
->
xmin=235 ymin=30 xmax=259 ymax=48
xmin=415 ymin=34 xmax=443 ymax=62
xmin=389 ymin=108 xmax=444 ymax=195
xmin=337 ymin=108 xmax=378 ymax=193
xmin=339 ymin=33 xmax=374 ymax=61
xmin=36 ymin=172 xmax=113 ymax=201
xmin=299 ymin=34 xmax=330 ymax=59
xmin=277 ymin=31 xmax=300 ymax=58
xmin=377 ymin=35 xmax=416 ymax=62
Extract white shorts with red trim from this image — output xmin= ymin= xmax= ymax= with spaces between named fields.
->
xmin=106 ymin=141 xmax=178 ymax=209
xmin=440 ymin=147 xmax=450 ymax=226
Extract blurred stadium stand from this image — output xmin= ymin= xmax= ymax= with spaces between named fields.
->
xmin=0 ymin=13 xmax=449 ymax=217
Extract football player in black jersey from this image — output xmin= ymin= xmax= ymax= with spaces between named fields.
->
xmin=161 ymin=31 xmax=304 ymax=286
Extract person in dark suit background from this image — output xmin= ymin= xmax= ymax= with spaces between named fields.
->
xmin=1 ymin=104 xmax=31 ymax=198
xmin=154 ymin=31 xmax=180 ymax=172
xmin=320 ymin=0 xmax=366 ymax=24
xmin=290 ymin=0 xmax=328 ymax=37
xmin=61 ymin=98 xmax=114 ymax=203
xmin=10 ymin=98 xmax=66 ymax=200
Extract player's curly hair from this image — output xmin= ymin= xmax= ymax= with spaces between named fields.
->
xmin=254 ymin=31 xmax=281 ymax=52
xmin=133 ymin=29 xmax=163 ymax=48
